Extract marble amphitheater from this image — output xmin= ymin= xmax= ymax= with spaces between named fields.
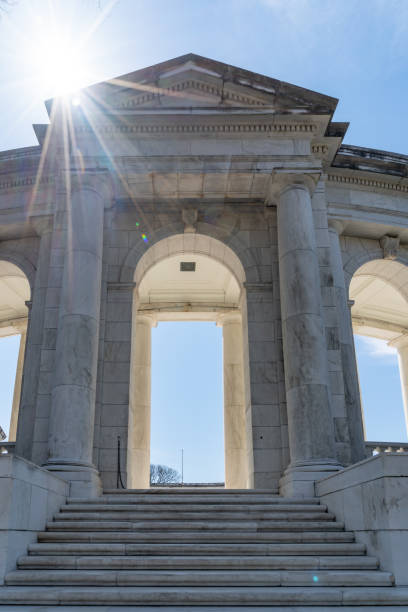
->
xmin=0 ymin=54 xmax=408 ymax=609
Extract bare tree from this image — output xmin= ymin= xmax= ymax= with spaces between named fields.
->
xmin=150 ymin=464 xmax=181 ymax=485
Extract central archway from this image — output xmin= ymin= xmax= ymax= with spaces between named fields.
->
xmin=127 ymin=234 xmax=252 ymax=489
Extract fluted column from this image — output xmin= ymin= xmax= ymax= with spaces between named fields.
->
xmin=328 ymin=220 xmax=366 ymax=463
xmin=46 ymin=171 xmax=110 ymax=496
xmin=8 ymin=323 xmax=27 ymax=442
xmin=128 ymin=313 xmax=155 ymax=489
xmin=218 ymin=312 xmax=249 ymax=489
xmin=277 ymin=180 xmax=340 ymax=496
xmin=389 ymin=335 xmax=408 ymax=436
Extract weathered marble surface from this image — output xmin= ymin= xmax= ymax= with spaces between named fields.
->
xmin=0 ymin=455 xmax=68 ymax=584
xmin=317 ymin=453 xmax=408 ymax=585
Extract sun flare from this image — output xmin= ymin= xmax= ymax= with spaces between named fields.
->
xmin=28 ymin=23 xmax=89 ymax=97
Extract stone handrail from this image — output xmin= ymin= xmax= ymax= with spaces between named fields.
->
xmin=365 ymin=441 xmax=408 ymax=456
xmin=0 ymin=441 xmax=15 ymax=454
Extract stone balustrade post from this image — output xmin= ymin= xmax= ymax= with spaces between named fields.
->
xmin=217 ymin=312 xmax=249 ymax=489
xmin=276 ymin=178 xmax=341 ymax=496
xmin=127 ymin=312 xmax=156 ymax=489
xmin=45 ymin=171 xmax=111 ymax=497
xmin=328 ymin=220 xmax=366 ymax=463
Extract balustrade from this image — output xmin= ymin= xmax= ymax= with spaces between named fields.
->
xmin=365 ymin=441 xmax=408 ymax=456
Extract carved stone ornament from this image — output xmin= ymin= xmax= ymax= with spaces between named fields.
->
xmin=182 ymin=208 xmax=198 ymax=234
xmin=380 ymin=235 xmax=400 ymax=260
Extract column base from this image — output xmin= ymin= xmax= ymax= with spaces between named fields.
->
xmin=279 ymin=459 xmax=342 ymax=498
xmin=44 ymin=460 xmax=102 ymax=498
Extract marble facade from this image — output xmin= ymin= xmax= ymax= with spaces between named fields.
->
xmin=0 ymin=54 xmax=407 ymax=499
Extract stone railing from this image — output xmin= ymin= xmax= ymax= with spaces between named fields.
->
xmin=0 ymin=441 xmax=15 ymax=455
xmin=365 ymin=441 xmax=408 ymax=456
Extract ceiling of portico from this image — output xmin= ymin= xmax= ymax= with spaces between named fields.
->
xmin=350 ymin=261 xmax=408 ymax=342
xmin=137 ymin=253 xmax=240 ymax=313
xmin=0 ymin=261 xmax=30 ymax=335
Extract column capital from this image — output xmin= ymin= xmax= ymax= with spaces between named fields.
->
xmin=328 ymin=218 xmax=346 ymax=235
xmin=268 ymin=171 xmax=321 ymax=204
xmin=136 ymin=312 xmax=158 ymax=328
xmin=63 ymin=169 xmax=113 ymax=206
xmin=0 ymin=317 xmax=28 ymax=337
xmin=216 ymin=311 xmax=242 ymax=327
xmin=389 ymin=334 xmax=408 ymax=350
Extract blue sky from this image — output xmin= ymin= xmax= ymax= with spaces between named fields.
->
xmin=0 ymin=0 xmax=407 ymax=479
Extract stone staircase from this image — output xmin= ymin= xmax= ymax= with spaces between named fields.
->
xmin=1 ymin=488 xmax=408 ymax=608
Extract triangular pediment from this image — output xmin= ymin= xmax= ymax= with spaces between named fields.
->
xmin=74 ymin=54 xmax=338 ymax=115
xmin=105 ymin=63 xmax=272 ymax=110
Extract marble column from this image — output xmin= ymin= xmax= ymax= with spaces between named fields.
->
xmin=277 ymin=180 xmax=340 ymax=497
xmin=46 ymin=172 xmax=110 ymax=496
xmin=328 ymin=220 xmax=366 ymax=463
xmin=389 ymin=335 xmax=408 ymax=436
xmin=8 ymin=325 xmax=27 ymax=442
xmin=218 ymin=312 xmax=249 ymax=489
xmin=128 ymin=313 xmax=155 ymax=489
xmin=16 ymin=217 xmax=53 ymax=460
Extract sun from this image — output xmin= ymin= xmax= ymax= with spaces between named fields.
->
xmin=28 ymin=23 xmax=90 ymax=97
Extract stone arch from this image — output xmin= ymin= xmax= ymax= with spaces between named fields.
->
xmin=0 ymin=244 xmax=36 ymax=293
xmin=343 ymin=247 xmax=408 ymax=300
xmin=120 ymin=223 xmax=259 ymax=284
xmin=127 ymin=232 xmax=253 ymax=490
xmin=345 ymin=247 xmax=408 ymax=443
xmin=0 ymin=253 xmax=32 ymax=443
xmin=134 ymin=233 xmax=247 ymax=289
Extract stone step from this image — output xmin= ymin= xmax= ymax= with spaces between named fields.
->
xmin=45 ymin=520 xmax=345 ymax=531
xmin=5 ymin=569 xmax=394 ymax=587
xmin=53 ymin=511 xmax=335 ymax=522
xmin=61 ymin=502 xmax=327 ymax=513
xmin=1 ymin=585 xmax=408 ymax=607
xmin=17 ymin=554 xmax=379 ymax=570
xmin=38 ymin=530 xmax=355 ymax=543
xmin=101 ymin=488 xmax=304 ymax=496
xmin=29 ymin=541 xmax=366 ymax=556
xmin=69 ymin=494 xmax=318 ymax=505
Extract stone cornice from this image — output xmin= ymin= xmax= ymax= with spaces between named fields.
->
xmin=311 ymin=143 xmax=329 ymax=156
xmin=74 ymin=120 xmax=318 ymax=135
xmin=116 ymin=79 xmax=268 ymax=109
xmin=327 ymin=172 xmax=408 ymax=194
xmin=0 ymin=174 xmax=54 ymax=192
xmin=336 ymin=144 xmax=408 ymax=170
xmin=0 ymin=146 xmax=41 ymax=162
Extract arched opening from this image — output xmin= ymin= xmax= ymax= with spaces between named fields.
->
xmin=350 ymin=259 xmax=408 ymax=444
xmin=0 ymin=260 xmax=30 ymax=443
xmin=127 ymin=234 xmax=252 ymax=489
